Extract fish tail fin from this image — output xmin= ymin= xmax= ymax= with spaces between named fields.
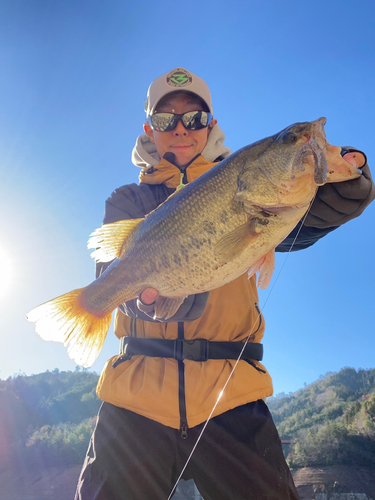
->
xmin=26 ymin=288 xmax=113 ymax=368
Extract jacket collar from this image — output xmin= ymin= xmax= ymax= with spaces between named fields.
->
xmin=139 ymin=153 xmax=219 ymax=189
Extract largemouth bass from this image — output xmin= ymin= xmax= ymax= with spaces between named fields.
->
xmin=27 ymin=118 xmax=361 ymax=367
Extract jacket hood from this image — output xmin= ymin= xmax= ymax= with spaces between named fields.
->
xmin=131 ymin=123 xmax=232 ymax=169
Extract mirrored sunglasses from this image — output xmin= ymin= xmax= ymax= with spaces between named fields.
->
xmin=148 ymin=111 xmax=213 ymax=132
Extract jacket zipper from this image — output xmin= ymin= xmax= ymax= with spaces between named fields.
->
xmin=178 ymin=304 xmax=262 ymax=437
xmin=178 ymin=321 xmax=188 ymax=439
xmin=170 ymin=155 xmax=198 ymax=438
xmin=177 ymin=153 xmax=201 ymax=186
xmin=254 ymin=303 xmax=263 ymax=334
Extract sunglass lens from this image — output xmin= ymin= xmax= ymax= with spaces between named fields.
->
xmin=150 ymin=111 xmax=212 ymax=132
xmin=182 ymin=111 xmax=211 ymax=130
xmin=150 ymin=113 xmax=178 ymax=132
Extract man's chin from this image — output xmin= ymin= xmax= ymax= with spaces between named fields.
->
xmin=173 ymin=151 xmax=198 ymax=167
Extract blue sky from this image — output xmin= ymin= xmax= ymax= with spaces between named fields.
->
xmin=0 ymin=0 xmax=374 ymax=396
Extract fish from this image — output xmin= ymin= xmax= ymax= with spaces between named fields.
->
xmin=26 ymin=118 xmax=361 ymax=367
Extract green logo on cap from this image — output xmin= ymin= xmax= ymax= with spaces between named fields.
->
xmin=170 ymin=73 xmax=189 ymax=85
xmin=166 ymin=68 xmax=192 ymax=88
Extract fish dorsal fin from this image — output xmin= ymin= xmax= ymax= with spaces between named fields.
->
xmin=88 ymin=219 xmax=144 ymax=262
xmin=214 ymin=218 xmax=260 ymax=263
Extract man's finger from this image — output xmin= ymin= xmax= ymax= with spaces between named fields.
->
xmin=140 ymin=287 xmax=158 ymax=305
xmin=342 ymin=151 xmax=366 ymax=169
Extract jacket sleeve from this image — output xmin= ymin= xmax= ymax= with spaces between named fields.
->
xmin=277 ymin=148 xmax=374 ymax=252
xmin=96 ymin=183 xmax=209 ymax=322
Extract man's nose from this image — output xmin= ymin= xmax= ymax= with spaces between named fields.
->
xmin=173 ymin=119 xmax=188 ymax=135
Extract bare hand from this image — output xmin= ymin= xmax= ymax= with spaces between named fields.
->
xmin=139 ymin=287 xmax=158 ymax=305
xmin=342 ymin=151 xmax=366 ymax=169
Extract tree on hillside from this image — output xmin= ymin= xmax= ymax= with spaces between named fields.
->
xmin=1 ymin=367 xmax=375 ymax=472
xmin=25 ymin=418 xmax=97 ymax=467
xmin=0 ymin=370 xmax=100 ymax=471
xmin=268 ymin=367 xmax=375 ymax=468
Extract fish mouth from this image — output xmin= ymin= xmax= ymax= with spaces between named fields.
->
xmin=292 ymin=118 xmax=328 ymax=185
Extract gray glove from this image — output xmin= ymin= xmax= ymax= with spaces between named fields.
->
xmin=121 ymin=292 xmax=209 ymax=323
xmin=304 ymin=148 xmax=375 ymax=228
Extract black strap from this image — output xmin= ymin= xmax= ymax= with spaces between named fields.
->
xmin=119 ymin=337 xmax=263 ymax=362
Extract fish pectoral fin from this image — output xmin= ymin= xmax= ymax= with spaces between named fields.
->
xmin=247 ymin=260 xmax=264 ymax=280
xmin=214 ymin=219 xmax=260 ymax=262
xmin=154 ymin=295 xmax=186 ymax=320
xmin=247 ymin=250 xmax=275 ymax=289
xmin=88 ymin=219 xmax=144 ymax=262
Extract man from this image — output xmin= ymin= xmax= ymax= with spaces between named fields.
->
xmin=75 ymin=68 xmax=374 ymax=500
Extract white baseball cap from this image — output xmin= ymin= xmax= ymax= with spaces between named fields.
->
xmin=145 ymin=67 xmax=214 ymax=118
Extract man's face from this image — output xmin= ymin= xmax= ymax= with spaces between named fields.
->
xmin=144 ymin=93 xmax=217 ymax=167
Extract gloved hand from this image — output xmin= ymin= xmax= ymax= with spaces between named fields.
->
xmin=304 ymin=148 xmax=375 ymax=228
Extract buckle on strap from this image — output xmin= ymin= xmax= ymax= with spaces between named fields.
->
xmin=174 ymin=339 xmax=209 ymax=361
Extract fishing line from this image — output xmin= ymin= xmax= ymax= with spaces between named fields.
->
xmin=166 ymin=198 xmax=316 ymax=500
xmin=259 ymin=196 xmax=316 ymax=311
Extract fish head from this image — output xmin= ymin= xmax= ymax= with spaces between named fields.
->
xmin=236 ymin=117 xmax=328 ymax=211
xmin=236 ymin=117 xmax=360 ymax=214
xmin=236 ymin=117 xmax=361 ymax=213
xmin=266 ymin=118 xmax=361 ymax=184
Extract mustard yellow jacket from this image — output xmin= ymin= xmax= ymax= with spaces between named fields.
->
xmin=96 ymin=151 xmax=355 ymax=429
xmin=95 ymin=155 xmax=272 ymax=429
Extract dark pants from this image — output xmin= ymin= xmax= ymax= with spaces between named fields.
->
xmin=74 ymin=400 xmax=299 ymax=500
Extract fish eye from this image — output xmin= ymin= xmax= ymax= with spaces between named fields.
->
xmin=281 ymin=132 xmax=298 ymax=144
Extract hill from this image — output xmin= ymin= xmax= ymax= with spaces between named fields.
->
xmin=267 ymin=367 xmax=375 ymax=468
xmin=0 ymin=368 xmax=100 ymax=470
xmin=1 ymin=366 xmax=375 ymax=499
